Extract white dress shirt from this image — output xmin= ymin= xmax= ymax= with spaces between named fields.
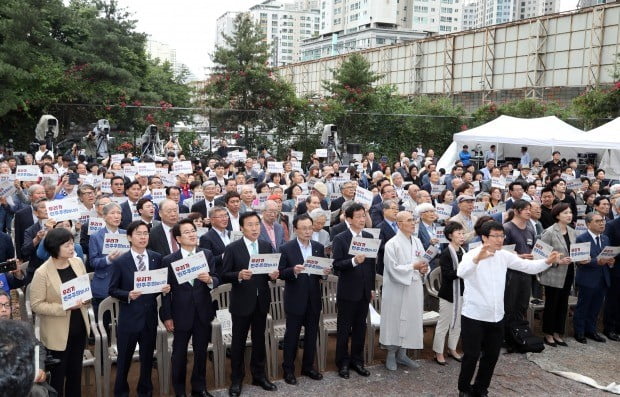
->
xmin=457 ymin=246 xmax=549 ymax=322
xmin=228 ymin=211 xmax=240 ymax=231
xmin=162 ymin=223 xmax=175 ymax=253
xmin=131 ymin=249 xmax=150 ymax=271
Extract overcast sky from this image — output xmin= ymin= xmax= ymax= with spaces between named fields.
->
xmin=115 ymin=0 xmax=580 ymax=80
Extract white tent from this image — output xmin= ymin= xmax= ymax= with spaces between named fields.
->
xmin=437 ymin=116 xmax=619 ymax=175
xmin=587 ymin=117 xmax=620 ymax=179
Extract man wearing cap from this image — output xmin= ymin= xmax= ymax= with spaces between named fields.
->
xmin=449 ymin=195 xmax=478 ymax=246
xmin=296 ymin=181 xmax=329 ymax=215
xmin=515 ymin=165 xmax=532 ymax=183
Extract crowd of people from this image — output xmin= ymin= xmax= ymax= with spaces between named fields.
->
xmin=0 ymin=141 xmax=619 ymax=397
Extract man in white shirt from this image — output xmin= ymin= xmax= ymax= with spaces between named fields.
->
xmin=456 ymin=221 xmax=560 ymax=397
xmin=34 ymin=140 xmax=53 ymax=164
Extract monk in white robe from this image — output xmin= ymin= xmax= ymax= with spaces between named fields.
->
xmin=380 ymin=211 xmax=429 ymax=370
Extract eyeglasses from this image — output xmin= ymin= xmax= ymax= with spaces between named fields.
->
xmin=132 ymin=232 xmax=150 ymax=237
xmin=488 ymin=234 xmax=505 ymax=239
xmin=0 ymin=302 xmax=11 ymax=309
xmin=181 ymin=230 xmax=197 ymax=235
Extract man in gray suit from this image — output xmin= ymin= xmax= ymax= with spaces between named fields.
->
xmin=259 ymin=200 xmax=286 ymax=253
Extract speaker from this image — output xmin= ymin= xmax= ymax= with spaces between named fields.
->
xmin=346 ymin=143 xmax=360 ymax=154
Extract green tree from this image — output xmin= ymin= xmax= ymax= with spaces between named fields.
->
xmin=471 ymin=98 xmax=571 ymax=127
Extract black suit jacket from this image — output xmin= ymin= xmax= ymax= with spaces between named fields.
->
xmin=366 ymin=161 xmax=381 ymax=175
xmin=330 ymin=196 xmax=346 ymax=212
xmin=605 ymin=217 xmax=620 ymax=278
xmin=332 ymin=229 xmax=376 ymax=302
xmin=22 ymin=222 xmax=44 ymax=282
xmin=221 ymin=238 xmax=273 ymax=317
xmin=296 ymin=199 xmax=329 ymax=215
xmin=119 ymin=200 xmax=134 ymax=230
xmin=329 ymin=221 xmax=348 ymax=241
xmin=159 ymin=248 xmax=219 ymax=331
xmin=108 ymin=249 xmax=164 ymax=333
xmin=278 ymin=240 xmax=325 ymax=316
xmin=14 ymin=207 xmax=34 ymax=260
xmin=148 ymin=224 xmax=172 ymax=256
xmin=199 ymin=227 xmax=228 ymax=275
xmin=191 ymin=199 xmax=208 ymax=218
xmin=377 ymin=221 xmax=397 ymax=275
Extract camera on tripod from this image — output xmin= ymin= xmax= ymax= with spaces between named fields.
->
xmin=35 ymin=115 xmax=59 ymax=153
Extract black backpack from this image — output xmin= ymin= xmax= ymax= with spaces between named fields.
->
xmin=506 ymin=319 xmax=545 ymax=353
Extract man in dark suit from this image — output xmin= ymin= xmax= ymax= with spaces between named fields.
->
xmin=278 ymin=214 xmax=328 ymax=385
xmin=198 ymin=205 xmax=230 ymax=275
xmin=160 ymin=218 xmax=219 ymax=397
xmin=370 ymin=184 xmax=399 ymax=227
xmin=190 ymin=181 xmax=218 ymax=219
xmin=332 ymin=203 xmax=376 ymax=379
xmin=13 ymin=184 xmax=46 ymax=260
xmin=330 ymin=181 xmax=356 ymax=213
xmin=259 ymin=200 xmax=286 ymax=252
xmin=365 ymin=152 xmax=381 ymax=175
xmin=603 ymin=202 xmax=620 ymax=341
xmin=573 ymin=212 xmax=613 ymax=343
xmin=148 ymin=199 xmax=180 ymax=257
xmin=120 ymin=180 xmax=143 ymax=229
xmin=166 ymin=186 xmax=190 ymax=213
xmin=21 ymin=198 xmax=50 ymax=282
xmin=296 ymin=182 xmax=329 ymax=215
xmin=221 ymin=211 xmax=279 ymax=397
xmin=377 ymin=200 xmax=399 ymax=275
xmin=109 ymin=220 xmax=170 ymax=397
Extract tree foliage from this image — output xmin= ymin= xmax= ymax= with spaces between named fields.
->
xmin=0 ymin=0 xmax=192 ymax=149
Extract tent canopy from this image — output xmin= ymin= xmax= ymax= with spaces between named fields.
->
xmin=437 ymin=116 xmax=620 ymax=172
xmin=588 ymin=117 xmax=620 ymax=179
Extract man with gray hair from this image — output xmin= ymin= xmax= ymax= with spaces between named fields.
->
xmin=402 ymin=184 xmax=420 ymax=212
xmin=148 ymin=199 xmax=180 ymax=256
xmin=392 ymin=172 xmax=405 ymax=199
xmin=259 ymin=200 xmax=286 ymax=252
xmin=377 ymin=199 xmax=400 ymax=275
xmin=13 ymin=184 xmax=47 ymax=260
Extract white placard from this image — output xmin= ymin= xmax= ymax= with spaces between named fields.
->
xmin=122 ymin=166 xmax=137 ymax=180
xmin=162 ymin=173 xmax=177 ymax=187
xmin=296 ymin=194 xmax=309 ymax=204
xmin=0 ymin=180 xmax=17 ymax=198
xmin=60 ymin=274 xmax=92 ymax=311
xmin=134 ymin=268 xmax=168 ymax=294
xmin=566 ymin=178 xmax=582 ymax=191
xmin=487 ymin=203 xmax=506 ymax=216
xmin=362 ymin=228 xmax=381 ymax=239
xmin=136 ymin=162 xmax=157 ymax=176
xmin=303 ymin=256 xmax=333 ymax=275
xmin=172 ymin=251 xmax=210 ymax=285
xmin=101 ymin=179 xmax=112 ymax=193
xmin=576 ymin=205 xmax=587 ymax=217
xmin=491 ymin=177 xmax=506 ymax=189
xmin=472 ymin=202 xmax=487 ymax=217
xmin=570 ymin=242 xmax=591 ymax=262
xmin=248 ymin=253 xmax=281 ymax=274
xmin=151 ymin=188 xmax=166 ymax=205
xmin=354 ymin=187 xmax=374 ymax=207
xmin=291 ymin=150 xmax=303 ymax=160
xmin=110 ymin=154 xmax=124 ymax=164
xmin=435 ymin=203 xmax=452 ymax=221
xmin=532 ymin=240 xmax=554 ymax=260
xmin=430 ymin=184 xmax=446 ymax=196
xmin=196 ymin=227 xmax=208 ymax=237
xmin=436 ymin=226 xmax=448 ymax=244
xmin=102 ymin=233 xmax=130 ymax=254
xmin=315 ymin=149 xmax=327 ymax=158
xmin=16 ymin=165 xmax=41 ymax=181
xmin=597 ymin=246 xmax=620 ymax=260
xmin=88 ymin=217 xmax=105 ymax=235
xmin=45 ymin=198 xmax=80 ymax=222
xmin=253 ymin=192 xmax=270 ymax=210
xmin=472 ymin=180 xmax=481 ymax=191
xmin=84 ymin=175 xmax=103 ymax=188
xmin=348 ymin=237 xmax=381 ymax=258
xmin=422 ymin=245 xmax=440 ymax=262
xmin=267 ymin=161 xmax=284 ymax=174
xmin=575 ymin=219 xmax=587 ymax=234
xmin=172 ymin=161 xmax=193 ymax=175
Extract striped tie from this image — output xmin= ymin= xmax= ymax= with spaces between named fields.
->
xmin=137 ymin=254 xmax=146 ymax=271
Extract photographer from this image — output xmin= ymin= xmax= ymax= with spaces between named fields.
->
xmin=0 ymin=231 xmax=26 ymax=292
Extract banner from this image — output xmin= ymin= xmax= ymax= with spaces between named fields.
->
xmin=597 ymin=246 xmax=620 ymax=260
xmin=491 ymin=177 xmax=506 ymax=189
xmin=102 ymin=234 xmax=130 ymax=254
xmin=315 ymin=149 xmax=327 ymax=158
xmin=267 ymin=161 xmax=284 ymax=174
xmin=532 ymin=240 xmax=554 ymax=260
xmin=291 ymin=150 xmax=303 ymax=160
xmin=354 ymin=187 xmax=374 ymax=207
xmin=172 ymin=161 xmax=193 ymax=175
xmin=248 ymin=253 xmax=281 ymax=274
xmin=45 ymin=198 xmax=81 ymax=222
xmin=172 ymin=251 xmax=210 ymax=285
xmin=303 ymin=256 xmax=333 ymax=275
xmin=430 ymin=184 xmax=446 ymax=196
xmin=60 ymin=274 xmax=92 ymax=310
xmin=436 ymin=226 xmax=448 ymax=244
xmin=435 ymin=203 xmax=452 ymax=221
xmin=151 ymin=188 xmax=166 ymax=205
xmin=88 ymin=217 xmax=105 ymax=235
xmin=16 ymin=165 xmax=41 ymax=181
xmin=570 ymin=242 xmax=591 ymax=262
xmin=136 ymin=162 xmax=157 ymax=176
xmin=134 ymin=268 xmax=168 ymax=294
xmin=348 ymin=237 xmax=380 ymax=258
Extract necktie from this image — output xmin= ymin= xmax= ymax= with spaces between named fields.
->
xmin=208 ymin=201 xmax=213 ymax=208
xmin=188 ymin=251 xmax=194 ymax=286
xmin=137 ymin=254 xmax=146 ymax=271
xmin=392 ymin=222 xmax=398 ymax=233
xmin=251 ymin=241 xmax=258 ymax=255
xmin=595 ymin=235 xmax=601 ymax=249
xmin=170 ymin=229 xmax=179 ymax=252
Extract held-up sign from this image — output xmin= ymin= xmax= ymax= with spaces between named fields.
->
xmin=16 ymin=165 xmax=41 ymax=181
xmin=570 ymin=242 xmax=591 ymax=262
xmin=46 ymin=198 xmax=81 ymax=222
xmin=575 ymin=219 xmax=587 ymax=235
xmin=101 ymin=179 xmax=112 ymax=193
xmin=576 ymin=205 xmax=587 ymax=217
xmin=60 ymin=274 xmax=92 ymax=311
xmin=136 ymin=162 xmax=157 ymax=176
xmin=88 ymin=217 xmax=105 ymax=235
xmin=110 ymin=154 xmax=124 ymax=164
xmin=172 ymin=161 xmax=193 ymax=175
xmin=348 ymin=237 xmax=381 ymax=258
xmin=134 ymin=268 xmax=168 ymax=294
xmin=151 ymin=188 xmax=166 ymax=205
xmin=354 ymin=187 xmax=374 ymax=207
xmin=597 ymin=246 xmax=620 ymax=260
xmin=315 ymin=149 xmax=328 ymax=158
xmin=422 ymin=245 xmax=440 ymax=263
xmin=430 ymin=184 xmax=446 ymax=196
xmin=267 ymin=161 xmax=284 ymax=174
xmin=471 ymin=180 xmax=481 ymax=192
xmin=472 ymin=202 xmax=487 ymax=217
xmin=532 ymin=240 xmax=554 ymax=260
xmin=435 ymin=203 xmax=452 ymax=221
xmin=172 ymin=251 xmax=210 ymax=285
xmin=248 ymin=254 xmax=281 ymax=274
xmin=362 ymin=228 xmax=381 ymax=239
xmin=491 ymin=177 xmax=506 ymax=189
xmin=566 ymin=178 xmax=582 ymax=191
xmin=102 ymin=234 xmax=131 ymax=254
xmin=435 ymin=226 xmax=449 ymax=244
xmin=291 ymin=150 xmax=303 ymax=160
xmin=487 ymin=203 xmax=506 ymax=216
xmin=303 ymin=256 xmax=333 ymax=276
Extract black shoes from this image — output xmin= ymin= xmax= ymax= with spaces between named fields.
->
xmin=544 ymin=338 xmax=557 ymax=347
xmin=585 ymin=332 xmax=606 ymax=343
xmin=252 ymin=377 xmax=277 ymax=391
xmin=574 ymin=334 xmax=587 ymax=344
xmin=338 ymin=365 xmax=350 ymax=379
xmin=228 ymin=383 xmax=242 ymax=397
xmin=350 ymin=363 xmax=370 ymax=377
xmin=434 ymin=356 xmax=447 ymax=366
xmin=284 ymin=372 xmax=297 ymax=385
xmin=301 ymin=369 xmax=323 ymax=380
xmin=604 ymin=331 xmax=620 ymax=341
xmin=554 ymin=339 xmax=568 ymax=347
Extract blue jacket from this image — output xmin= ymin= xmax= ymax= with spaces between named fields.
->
xmin=89 ymin=227 xmax=127 ymax=298
xmin=575 ymin=232 xmax=611 ymax=289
